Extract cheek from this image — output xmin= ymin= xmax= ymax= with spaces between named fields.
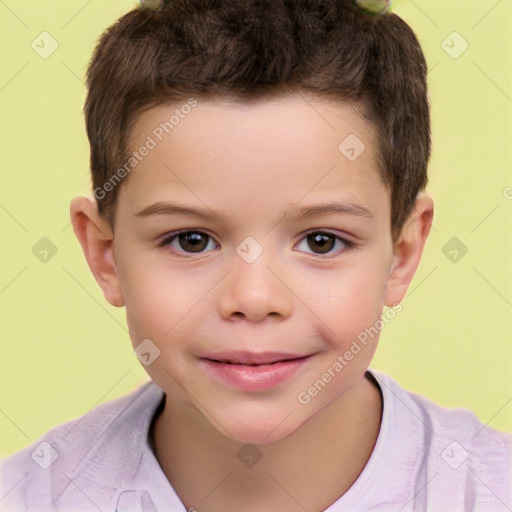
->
xmin=116 ymin=254 xmax=169 ymax=343
xmin=119 ymin=259 xmax=200 ymax=395
xmin=313 ymin=259 xmax=389 ymax=348
xmin=117 ymin=238 xmax=391 ymax=352
xmin=119 ymin=255 xmax=210 ymax=348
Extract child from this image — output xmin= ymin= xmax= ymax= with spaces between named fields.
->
xmin=1 ymin=0 xmax=510 ymax=510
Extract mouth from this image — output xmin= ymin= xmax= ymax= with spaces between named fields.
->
xmin=199 ymin=351 xmax=313 ymax=366
xmin=203 ymin=356 xmax=309 ymax=366
xmin=198 ymin=353 xmax=315 ymax=391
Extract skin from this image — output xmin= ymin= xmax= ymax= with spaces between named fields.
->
xmin=70 ymin=95 xmax=433 ymax=512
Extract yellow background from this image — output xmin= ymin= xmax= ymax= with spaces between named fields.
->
xmin=1 ymin=0 xmax=511 ymax=457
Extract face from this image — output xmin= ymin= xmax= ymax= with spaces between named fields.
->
xmin=111 ymin=96 xmax=396 ymax=444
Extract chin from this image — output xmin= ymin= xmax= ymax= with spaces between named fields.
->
xmin=213 ymin=409 xmax=304 ymax=446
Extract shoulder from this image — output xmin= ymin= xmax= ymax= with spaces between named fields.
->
xmin=0 ymin=380 xmax=164 ymax=512
xmin=404 ymin=379 xmax=511 ymax=469
xmin=414 ymin=389 xmax=511 ymax=510
xmin=369 ymin=368 xmax=511 ymax=511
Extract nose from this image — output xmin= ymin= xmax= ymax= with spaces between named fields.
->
xmin=218 ymin=245 xmax=294 ymax=323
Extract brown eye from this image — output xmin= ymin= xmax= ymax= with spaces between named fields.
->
xmin=159 ymin=230 xmax=218 ymax=255
xmin=158 ymin=229 xmax=355 ymax=259
xmin=307 ymin=232 xmax=336 ymax=254
xmin=177 ymin=232 xmax=208 ymax=252
xmin=296 ymin=230 xmax=355 ymax=258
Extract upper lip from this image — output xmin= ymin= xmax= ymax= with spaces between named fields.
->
xmin=200 ymin=350 xmax=312 ymax=365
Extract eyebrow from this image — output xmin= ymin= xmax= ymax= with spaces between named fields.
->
xmin=135 ymin=200 xmax=374 ymax=223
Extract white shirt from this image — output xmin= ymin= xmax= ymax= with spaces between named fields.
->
xmin=1 ymin=367 xmax=510 ymax=511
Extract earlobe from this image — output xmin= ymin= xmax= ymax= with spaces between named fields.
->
xmin=69 ymin=196 xmax=125 ymax=307
xmin=384 ymin=194 xmax=434 ymax=307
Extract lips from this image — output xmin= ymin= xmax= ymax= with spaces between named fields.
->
xmin=199 ymin=354 xmax=314 ymax=391
xmin=199 ymin=350 xmax=311 ymax=366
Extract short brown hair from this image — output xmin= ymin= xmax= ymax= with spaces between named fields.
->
xmin=84 ymin=0 xmax=431 ymax=242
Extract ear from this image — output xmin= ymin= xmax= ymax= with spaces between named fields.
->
xmin=69 ymin=196 xmax=125 ymax=307
xmin=384 ymin=194 xmax=434 ymax=307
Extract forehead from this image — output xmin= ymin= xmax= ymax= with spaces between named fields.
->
xmin=118 ymin=96 xmax=389 ymax=227
xmin=129 ymin=95 xmax=379 ymax=165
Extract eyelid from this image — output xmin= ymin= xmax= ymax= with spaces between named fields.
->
xmin=299 ymin=228 xmax=355 ymax=245
xmin=158 ymin=228 xmax=217 ymax=244
xmin=158 ymin=228 xmax=357 ymax=258
xmin=157 ymin=228 xmax=220 ymax=257
xmin=294 ymin=229 xmax=356 ymax=259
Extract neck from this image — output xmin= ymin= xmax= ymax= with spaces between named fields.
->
xmin=150 ymin=372 xmax=382 ymax=512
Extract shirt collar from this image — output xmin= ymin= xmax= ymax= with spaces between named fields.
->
xmin=55 ymin=368 xmax=420 ymax=511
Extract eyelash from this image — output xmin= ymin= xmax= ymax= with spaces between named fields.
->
xmin=157 ymin=229 xmax=356 ymax=259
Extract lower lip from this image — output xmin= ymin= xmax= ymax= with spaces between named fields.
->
xmin=199 ymin=356 xmax=312 ymax=392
